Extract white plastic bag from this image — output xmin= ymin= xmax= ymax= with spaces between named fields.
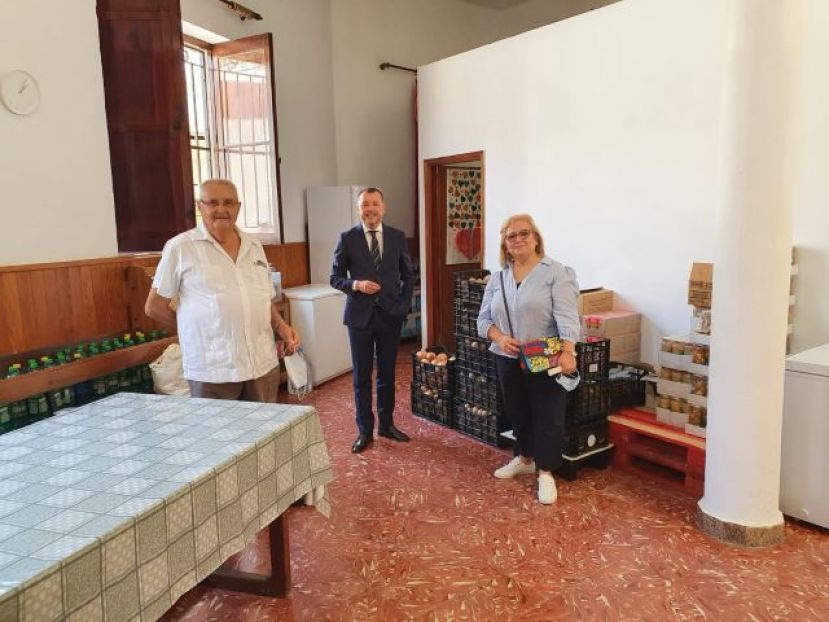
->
xmin=149 ymin=343 xmax=191 ymax=396
xmin=284 ymin=349 xmax=313 ymax=399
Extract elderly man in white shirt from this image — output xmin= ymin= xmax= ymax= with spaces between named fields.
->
xmin=145 ymin=178 xmax=300 ymax=401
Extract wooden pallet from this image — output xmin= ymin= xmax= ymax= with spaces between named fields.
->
xmin=608 ymin=408 xmax=705 ymax=497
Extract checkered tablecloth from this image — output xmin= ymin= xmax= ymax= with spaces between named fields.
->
xmin=0 ymin=393 xmax=333 ymax=622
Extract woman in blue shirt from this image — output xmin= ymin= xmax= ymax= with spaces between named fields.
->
xmin=477 ymin=214 xmax=581 ymax=504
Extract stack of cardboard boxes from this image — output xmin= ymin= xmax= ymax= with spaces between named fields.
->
xmin=653 ymin=263 xmax=712 ymax=437
xmin=579 ymin=288 xmax=641 ymax=364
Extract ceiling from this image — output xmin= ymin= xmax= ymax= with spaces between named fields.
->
xmin=455 ymin=0 xmax=533 ymax=9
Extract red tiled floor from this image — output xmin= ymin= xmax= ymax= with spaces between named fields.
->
xmin=163 ymin=344 xmax=829 ymax=621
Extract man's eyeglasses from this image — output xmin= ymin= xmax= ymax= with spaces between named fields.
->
xmin=505 ymin=229 xmax=532 ymax=242
xmin=199 ymin=199 xmax=239 ymax=208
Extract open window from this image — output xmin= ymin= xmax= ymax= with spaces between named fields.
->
xmin=184 ymin=34 xmax=283 ymax=241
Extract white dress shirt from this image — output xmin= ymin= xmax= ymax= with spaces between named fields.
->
xmin=352 ymin=222 xmax=384 ymax=291
xmin=153 ymin=223 xmax=278 ymax=383
xmin=362 ymin=222 xmax=384 ymax=256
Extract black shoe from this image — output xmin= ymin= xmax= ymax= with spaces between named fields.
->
xmin=351 ymin=433 xmax=373 ymax=453
xmin=378 ymin=425 xmax=410 ymax=442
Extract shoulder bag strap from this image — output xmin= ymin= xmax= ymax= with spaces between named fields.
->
xmin=499 ymin=271 xmax=515 ymax=338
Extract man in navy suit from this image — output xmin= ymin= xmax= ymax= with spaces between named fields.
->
xmin=330 ymin=187 xmax=415 ymax=453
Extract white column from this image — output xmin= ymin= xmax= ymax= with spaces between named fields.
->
xmin=698 ymin=0 xmax=806 ymax=539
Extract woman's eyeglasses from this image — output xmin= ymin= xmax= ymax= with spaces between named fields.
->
xmin=505 ymin=229 xmax=532 ymax=242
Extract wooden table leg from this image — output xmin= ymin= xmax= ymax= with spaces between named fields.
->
xmin=201 ymin=513 xmax=291 ymax=597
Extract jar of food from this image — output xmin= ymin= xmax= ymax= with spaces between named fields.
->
xmin=658 ymin=395 xmax=671 ymax=409
xmin=691 ymin=375 xmax=708 ymax=396
xmin=693 ymin=344 xmax=709 ymax=365
xmin=660 ymin=368 xmax=672 ymax=380
xmin=669 ymin=369 xmax=682 ymax=382
xmin=688 ymin=407 xmax=702 ymax=426
xmin=671 ymin=340 xmax=685 ymax=355
xmin=662 ymin=339 xmax=675 ymax=353
xmin=670 ymin=396 xmax=683 ymax=412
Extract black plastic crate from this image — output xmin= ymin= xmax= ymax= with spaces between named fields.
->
xmin=411 ymin=346 xmax=455 ymax=393
xmin=565 ymin=380 xmax=610 ymax=424
xmin=576 ymin=339 xmax=610 ymax=382
xmin=411 ymin=382 xmax=454 ymax=427
xmin=456 ymin=366 xmax=503 ymax=412
xmin=454 ymin=398 xmax=509 ymax=447
xmin=453 ymin=300 xmax=482 ymax=337
xmin=453 ymin=269 xmax=491 ymax=306
xmin=455 ymin=337 xmax=499 ymax=380
xmin=562 ymin=419 xmax=609 ymax=457
xmin=608 ymin=363 xmax=647 ymax=411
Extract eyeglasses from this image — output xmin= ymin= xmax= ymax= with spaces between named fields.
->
xmin=199 ymin=199 xmax=239 ymax=208
xmin=505 ymin=229 xmax=533 ymax=242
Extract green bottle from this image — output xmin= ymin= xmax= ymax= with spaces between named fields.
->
xmin=27 ymin=358 xmax=39 ymax=372
xmin=135 ymin=331 xmax=146 ymax=344
xmin=101 ymin=340 xmax=112 ymax=353
xmin=88 ymin=343 xmax=100 ymax=356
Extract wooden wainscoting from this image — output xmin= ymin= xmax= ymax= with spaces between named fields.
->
xmin=263 ymin=242 xmax=309 ymax=288
xmin=0 ymin=242 xmax=309 ymax=360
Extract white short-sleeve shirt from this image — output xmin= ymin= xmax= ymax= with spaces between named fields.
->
xmin=153 ymin=224 xmax=278 ymax=383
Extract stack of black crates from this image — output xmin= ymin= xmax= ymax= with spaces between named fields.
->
xmin=410 ymin=347 xmax=455 ymax=427
xmin=453 ymin=269 xmax=509 ymax=446
xmin=559 ymin=338 xmax=613 ymax=478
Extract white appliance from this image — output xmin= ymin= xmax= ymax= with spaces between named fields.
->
xmin=780 ymin=342 xmax=829 ymax=528
xmin=283 ymin=285 xmax=352 ymax=385
xmin=307 ymin=186 xmax=363 ymax=285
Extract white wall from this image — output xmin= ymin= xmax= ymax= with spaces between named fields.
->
xmin=789 ymin=0 xmax=829 ymax=353
xmin=180 ymin=0 xmax=338 ymax=243
xmin=0 ymin=0 xmax=117 ymax=266
xmin=330 ymin=0 xmax=619 ymax=236
xmin=419 ymin=0 xmax=732 ymax=362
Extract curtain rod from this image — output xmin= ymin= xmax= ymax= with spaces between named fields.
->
xmin=379 ymin=62 xmax=417 ymax=74
xmin=218 ymin=0 xmax=263 ymax=21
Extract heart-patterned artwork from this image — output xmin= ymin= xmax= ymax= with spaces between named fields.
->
xmin=446 ymin=168 xmax=482 ymax=264
xmin=453 ymin=226 xmax=481 ymax=261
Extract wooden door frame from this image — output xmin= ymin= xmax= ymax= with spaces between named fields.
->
xmin=423 ymin=150 xmax=485 ymax=346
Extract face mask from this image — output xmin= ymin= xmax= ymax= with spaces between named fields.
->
xmin=283 ymin=351 xmax=310 ymax=397
xmin=556 ymin=370 xmax=580 ymax=392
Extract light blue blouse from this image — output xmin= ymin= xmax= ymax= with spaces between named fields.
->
xmin=477 ymin=256 xmax=581 ymax=358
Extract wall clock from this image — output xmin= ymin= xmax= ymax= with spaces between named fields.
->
xmin=1 ymin=70 xmax=41 ymax=116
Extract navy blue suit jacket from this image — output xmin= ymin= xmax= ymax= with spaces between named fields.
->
xmin=330 ymin=224 xmax=414 ymax=329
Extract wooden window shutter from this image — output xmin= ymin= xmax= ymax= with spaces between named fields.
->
xmin=97 ymin=0 xmax=195 ymax=251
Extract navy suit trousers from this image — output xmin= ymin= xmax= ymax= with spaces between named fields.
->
xmin=348 ymin=306 xmax=403 ymax=434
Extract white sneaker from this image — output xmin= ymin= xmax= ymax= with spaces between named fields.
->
xmin=494 ymin=456 xmax=536 ymax=479
xmin=538 ymin=473 xmax=558 ymax=505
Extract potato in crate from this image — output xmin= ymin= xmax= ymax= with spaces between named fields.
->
xmin=411 ymin=382 xmax=454 ymax=427
xmin=411 ymin=346 xmax=455 ymax=393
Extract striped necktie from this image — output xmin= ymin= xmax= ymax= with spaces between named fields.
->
xmin=369 ymin=230 xmax=381 ymax=270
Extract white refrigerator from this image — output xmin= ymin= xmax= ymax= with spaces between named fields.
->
xmin=780 ymin=342 xmax=829 ymax=528
xmin=307 ymin=186 xmax=363 ymax=286
xmin=283 ymin=285 xmax=352 ymax=386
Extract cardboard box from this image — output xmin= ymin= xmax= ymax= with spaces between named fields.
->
xmin=612 ymin=349 xmax=641 ymax=365
xmin=608 ymin=332 xmax=640 ymax=359
xmin=582 ymin=310 xmax=641 ymax=338
xmin=688 ymin=262 xmax=713 ymax=308
xmin=578 ymin=288 xmax=614 ymax=315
